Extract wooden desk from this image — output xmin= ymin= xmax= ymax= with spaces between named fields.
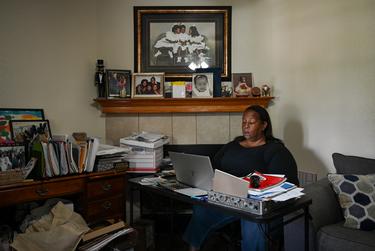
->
xmin=128 ymin=176 xmax=312 ymax=251
xmin=0 ymin=170 xmax=127 ymax=224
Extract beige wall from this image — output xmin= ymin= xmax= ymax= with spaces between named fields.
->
xmin=0 ymin=0 xmax=103 ymax=139
xmin=1 ymin=0 xmax=375 ymax=178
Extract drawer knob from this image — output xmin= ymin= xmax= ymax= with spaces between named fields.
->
xmin=36 ymin=188 xmax=49 ymax=196
xmin=102 ymin=183 xmax=112 ymax=191
xmin=102 ymin=201 xmax=112 ymax=210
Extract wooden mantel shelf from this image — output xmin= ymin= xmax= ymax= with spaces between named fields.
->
xmin=94 ymin=97 xmax=274 ymax=114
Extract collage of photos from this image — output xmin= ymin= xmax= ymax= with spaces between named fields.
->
xmin=95 ymin=66 xmax=271 ymax=99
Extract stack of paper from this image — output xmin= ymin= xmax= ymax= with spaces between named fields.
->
xmin=122 ymin=147 xmax=163 ymax=173
xmin=120 ymin=132 xmax=169 ymax=173
xmin=248 ymin=182 xmax=304 ymax=201
xmin=119 ymin=131 xmax=169 ymax=149
xmin=94 ymin=144 xmax=130 ymax=172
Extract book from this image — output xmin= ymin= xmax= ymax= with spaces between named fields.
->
xmin=82 ymin=221 xmax=126 ymax=242
xmin=79 ymin=227 xmax=134 ymax=251
xmin=243 ymin=171 xmax=286 ymax=192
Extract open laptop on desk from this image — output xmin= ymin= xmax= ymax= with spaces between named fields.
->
xmin=159 ymin=151 xmax=214 ymax=197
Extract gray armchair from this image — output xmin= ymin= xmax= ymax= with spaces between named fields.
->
xmin=285 ymin=153 xmax=375 ymax=251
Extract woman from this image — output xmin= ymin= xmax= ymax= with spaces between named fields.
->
xmin=183 ymin=105 xmax=299 ymax=251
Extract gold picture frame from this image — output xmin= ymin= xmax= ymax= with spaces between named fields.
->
xmin=134 ymin=6 xmax=232 ymax=81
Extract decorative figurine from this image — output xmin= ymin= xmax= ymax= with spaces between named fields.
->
xmin=95 ymin=59 xmax=106 ymax=98
xmin=261 ymin=84 xmax=271 ymax=96
xmin=251 ymin=87 xmax=261 ymax=97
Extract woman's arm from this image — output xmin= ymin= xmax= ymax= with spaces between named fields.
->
xmin=265 ymin=144 xmax=299 ymax=185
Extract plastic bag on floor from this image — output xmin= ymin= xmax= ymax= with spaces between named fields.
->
xmin=11 ymin=201 xmax=90 ymax=251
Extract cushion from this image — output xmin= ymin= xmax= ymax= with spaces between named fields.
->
xmin=332 ymin=153 xmax=375 ymax=174
xmin=317 ymin=222 xmax=375 ymax=251
xmin=328 ymin=173 xmax=375 ymax=231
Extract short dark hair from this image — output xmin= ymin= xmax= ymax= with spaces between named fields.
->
xmin=194 ymin=74 xmax=208 ymax=84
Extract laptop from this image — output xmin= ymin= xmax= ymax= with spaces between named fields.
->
xmin=212 ymin=169 xmax=249 ymax=197
xmin=164 ymin=151 xmax=214 ymax=196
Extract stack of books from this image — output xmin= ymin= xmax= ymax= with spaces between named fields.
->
xmin=244 ymin=171 xmax=304 ymax=201
xmin=120 ymin=132 xmax=169 ymax=173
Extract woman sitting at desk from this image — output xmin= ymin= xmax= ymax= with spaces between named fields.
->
xmin=183 ymin=105 xmax=299 ymax=251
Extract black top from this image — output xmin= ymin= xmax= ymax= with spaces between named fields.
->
xmin=213 ymin=140 xmax=299 ymax=185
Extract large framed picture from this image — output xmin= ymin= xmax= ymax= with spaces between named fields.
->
xmin=106 ymin=69 xmax=132 ymax=98
xmin=10 ymin=120 xmax=52 ymax=143
xmin=0 ymin=108 xmax=45 ymax=143
xmin=0 ymin=144 xmax=26 ymax=171
xmin=134 ymin=6 xmax=232 ymax=81
xmin=132 ymin=73 xmax=165 ymax=98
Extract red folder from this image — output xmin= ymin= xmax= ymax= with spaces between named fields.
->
xmin=243 ymin=171 xmax=286 ymax=191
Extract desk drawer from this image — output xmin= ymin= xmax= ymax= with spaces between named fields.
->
xmin=86 ymin=177 xmax=124 ymax=199
xmin=86 ymin=195 xmax=124 ymax=221
xmin=0 ymin=179 xmax=84 ymax=206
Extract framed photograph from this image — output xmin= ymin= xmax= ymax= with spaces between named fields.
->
xmin=134 ymin=6 xmax=232 ymax=81
xmin=232 ymin=73 xmax=253 ymax=97
xmin=195 ymin=67 xmax=222 ymax=97
xmin=192 ymin=72 xmax=214 ymax=98
xmin=132 ymin=73 xmax=165 ymax=98
xmin=0 ymin=144 xmax=26 ymax=171
xmin=0 ymin=108 xmax=45 ymax=143
xmin=10 ymin=120 xmax=52 ymax=143
xmin=106 ymin=69 xmax=132 ymax=98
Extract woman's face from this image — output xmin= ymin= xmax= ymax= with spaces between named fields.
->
xmin=195 ymin=78 xmax=207 ymax=92
xmin=242 ymin=110 xmax=267 ymax=141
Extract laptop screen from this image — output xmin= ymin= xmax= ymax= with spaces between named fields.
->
xmin=168 ymin=151 xmax=214 ymax=190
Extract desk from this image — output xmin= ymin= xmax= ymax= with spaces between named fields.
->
xmin=0 ymin=170 xmax=127 ymax=224
xmin=128 ymin=176 xmax=312 ymax=251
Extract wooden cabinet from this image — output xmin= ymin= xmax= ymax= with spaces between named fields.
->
xmin=84 ymin=175 xmax=126 ymax=222
xmin=0 ymin=170 xmax=127 ymax=224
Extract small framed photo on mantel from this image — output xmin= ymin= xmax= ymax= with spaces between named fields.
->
xmin=132 ymin=73 xmax=164 ymax=98
xmin=106 ymin=70 xmax=132 ymax=98
xmin=192 ymin=73 xmax=213 ymax=98
xmin=232 ymin=73 xmax=253 ymax=97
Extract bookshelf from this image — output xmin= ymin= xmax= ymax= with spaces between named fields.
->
xmin=94 ymin=96 xmax=274 ymax=114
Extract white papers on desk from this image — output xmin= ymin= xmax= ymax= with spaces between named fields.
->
xmin=272 ymin=187 xmax=305 ymax=201
xmin=176 ymin=187 xmax=208 ymax=197
xmin=248 ymin=182 xmax=304 ymax=201
xmin=139 ymin=176 xmax=166 ymax=185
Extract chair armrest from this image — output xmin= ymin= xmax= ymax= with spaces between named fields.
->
xmin=304 ymin=177 xmax=343 ymax=231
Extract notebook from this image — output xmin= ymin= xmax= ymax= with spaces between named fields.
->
xmin=166 ymin=151 xmax=215 ymax=196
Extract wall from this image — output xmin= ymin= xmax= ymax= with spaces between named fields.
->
xmin=0 ymin=0 xmax=103 ymax=139
xmin=1 ymin=0 xmax=374 ymax=178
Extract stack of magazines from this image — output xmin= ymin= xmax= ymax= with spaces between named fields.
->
xmin=78 ymin=221 xmax=135 ymax=251
xmin=94 ymin=144 xmax=130 ymax=172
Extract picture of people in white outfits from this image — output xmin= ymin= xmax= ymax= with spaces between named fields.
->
xmin=150 ymin=22 xmax=213 ymax=66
